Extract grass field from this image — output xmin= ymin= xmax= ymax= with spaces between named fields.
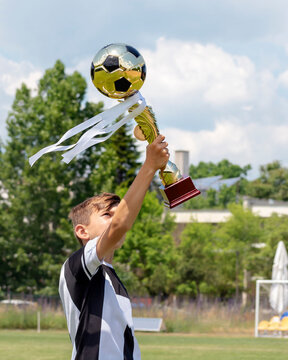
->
xmin=0 ymin=330 xmax=288 ymax=360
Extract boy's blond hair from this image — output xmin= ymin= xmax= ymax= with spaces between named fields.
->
xmin=69 ymin=192 xmax=120 ymax=245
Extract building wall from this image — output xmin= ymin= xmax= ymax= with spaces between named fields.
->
xmin=170 ymin=209 xmax=231 ymax=224
xmin=170 ymin=201 xmax=288 ymax=224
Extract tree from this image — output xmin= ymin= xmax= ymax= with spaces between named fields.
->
xmin=88 ymin=122 xmax=141 ymax=194
xmin=0 ymin=61 xmax=100 ymax=294
xmin=218 ymin=184 xmax=237 ymax=208
xmin=189 ymin=159 xmax=251 ymax=179
xmin=175 ymin=222 xmax=216 ymax=297
xmin=0 ymin=60 xmax=143 ymax=295
xmin=252 ymin=214 xmax=288 ymax=280
xmin=104 ymin=123 xmax=141 ymax=189
xmin=214 ymin=204 xmax=263 ymax=301
xmin=247 ymin=161 xmax=288 ymax=201
xmin=114 ymin=190 xmax=177 ymax=297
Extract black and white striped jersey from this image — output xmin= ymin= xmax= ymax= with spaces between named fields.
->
xmin=59 ymin=237 xmax=141 ymax=360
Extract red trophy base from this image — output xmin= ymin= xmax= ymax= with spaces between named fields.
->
xmin=159 ymin=176 xmax=201 ymax=209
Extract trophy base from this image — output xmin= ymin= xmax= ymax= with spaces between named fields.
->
xmin=159 ymin=176 xmax=201 ymax=209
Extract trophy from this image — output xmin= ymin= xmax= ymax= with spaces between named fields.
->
xmin=29 ymin=43 xmax=200 ymax=208
xmin=91 ymin=43 xmax=200 ymax=208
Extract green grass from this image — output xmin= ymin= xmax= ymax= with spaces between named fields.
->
xmin=0 ymin=330 xmax=288 ymax=360
xmin=0 ymin=330 xmax=70 ymax=360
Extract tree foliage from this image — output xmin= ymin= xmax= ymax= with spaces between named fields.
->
xmin=247 ymin=161 xmax=288 ymax=201
xmin=103 ymin=123 xmax=141 ymax=189
xmin=253 ymin=214 xmax=288 ymax=280
xmin=189 ymin=159 xmax=251 ymax=179
xmin=214 ymin=205 xmax=263 ymax=300
xmin=174 ymin=206 xmax=288 ymax=300
xmin=175 ymin=222 xmax=216 ymax=297
xmin=0 ymin=61 xmax=103 ymax=294
xmin=114 ymin=190 xmax=176 ymax=297
xmin=0 ymin=60 xmax=144 ymax=295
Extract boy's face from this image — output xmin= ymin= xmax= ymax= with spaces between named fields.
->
xmin=86 ymin=204 xmax=119 ymax=241
xmin=75 ymin=202 xmax=125 ymax=249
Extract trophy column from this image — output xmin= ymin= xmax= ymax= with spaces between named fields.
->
xmin=131 ymin=104 xmax=201 ymax=208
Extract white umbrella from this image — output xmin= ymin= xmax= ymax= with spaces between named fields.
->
xmin=269 ymin=241 xmax=288 ymax=314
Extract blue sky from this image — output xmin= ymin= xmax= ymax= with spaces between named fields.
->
xmin=1 ymin=0 xmax=288 ymax=178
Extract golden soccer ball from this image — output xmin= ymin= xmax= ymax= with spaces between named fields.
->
xmin=91 ymin=43 xmax=146 ymax=99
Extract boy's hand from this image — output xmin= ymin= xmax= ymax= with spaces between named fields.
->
xmin=145 ymin=134 xmax=170 ymax=171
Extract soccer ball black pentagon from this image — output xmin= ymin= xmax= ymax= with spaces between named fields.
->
xmin=91 ymin=43 xmax=146 ymax=99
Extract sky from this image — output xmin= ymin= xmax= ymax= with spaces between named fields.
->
xmin=1 ymin=0 xmax=288 ymax=179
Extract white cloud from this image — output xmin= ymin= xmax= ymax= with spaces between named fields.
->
xmin=140 ymin=38 xmax=255 ymax=108
xmin=0 ymin=55 xmax=42 ymax=96
xmin=163 ymin=120 xmax=288 ymax=179
xmin=0 ymin=55 xmax=42 ymax=141
xmin=278 ymin=70 xmax=288 ymax=87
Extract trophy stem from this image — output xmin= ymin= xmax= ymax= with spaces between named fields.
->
xmin=130 ymin=101 xmax=201 ymax=208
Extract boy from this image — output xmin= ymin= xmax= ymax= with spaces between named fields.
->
xmin=59 ymin=135 xmax=169 ymax=360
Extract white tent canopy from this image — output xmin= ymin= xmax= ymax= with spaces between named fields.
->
xmin=269 ymin=241 xmax=288 ymax=314
xmin=255 ymin=241 xmax=288 ymax=337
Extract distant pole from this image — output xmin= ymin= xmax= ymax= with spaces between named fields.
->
xmin=37 ymin=311 xmax=41 ymax=333
xmin=255 ymin=280 xmax=260 ymax=337
xmin=175 ymin=150 xmax=189 ymax=177
xmin=235 ymin=250 xmax=239 ymax=303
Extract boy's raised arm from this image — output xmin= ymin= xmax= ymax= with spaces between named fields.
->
xmin=96 ymin=134 xmax=169 ymax=260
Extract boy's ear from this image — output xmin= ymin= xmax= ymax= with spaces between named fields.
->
xmin=75 ymin=224 xmax=90 ymax=241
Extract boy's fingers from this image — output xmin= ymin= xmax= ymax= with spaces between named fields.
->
xmin=155 ymin=134 xmax=165 ymax=143
xmin=160 ymin=141 xmax=168 ymax=148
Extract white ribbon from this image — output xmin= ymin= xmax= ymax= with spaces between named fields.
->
xmin=29 ymin=92 xmax=146 ymax=166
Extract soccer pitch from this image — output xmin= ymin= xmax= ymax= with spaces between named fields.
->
xmin=0 ymin=330 xmax=288 ymax=360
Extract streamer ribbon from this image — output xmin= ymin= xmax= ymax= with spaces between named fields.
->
xmin=29 ymin=92 xmax=146 ymax=166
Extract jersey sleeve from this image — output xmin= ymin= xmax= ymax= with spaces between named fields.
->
xmin=68 ymin=237 xmax=102 ymax=282
xmin=82 ymin=237 xmax=102 ymax=279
